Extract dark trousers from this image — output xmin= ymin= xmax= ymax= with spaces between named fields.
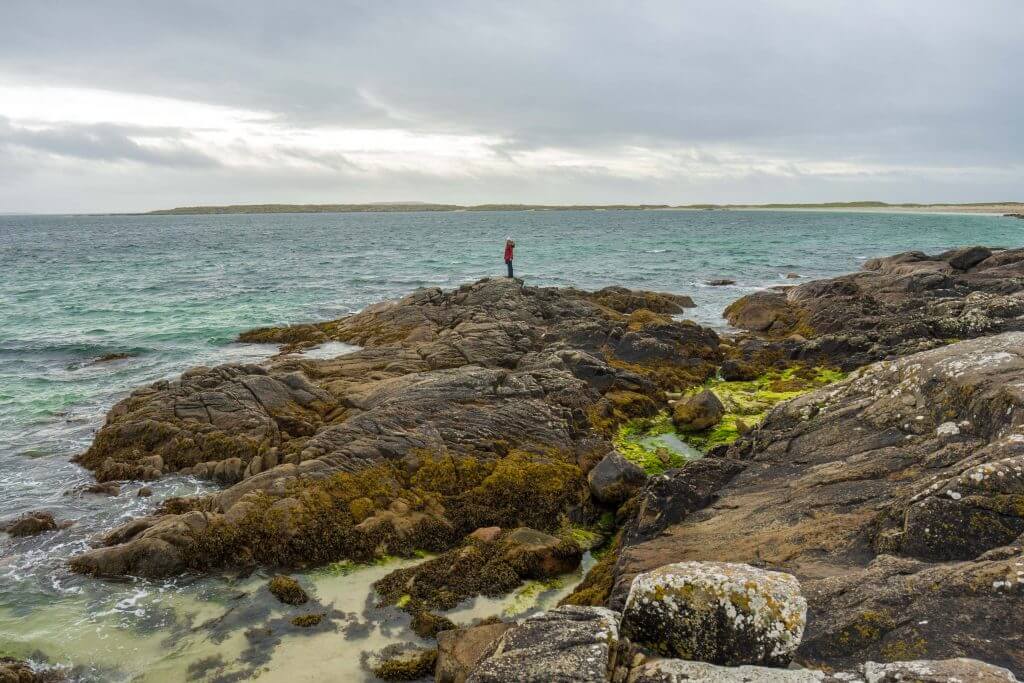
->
xmin=506 ymin=260 xmax=513 ymax=278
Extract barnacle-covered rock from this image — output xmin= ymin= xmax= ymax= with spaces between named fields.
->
xmin=620 ymin=562 xmax=806 ymax=666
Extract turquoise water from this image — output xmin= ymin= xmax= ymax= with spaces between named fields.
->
xmin=0 ymin=209 xmax=1020 ymax=679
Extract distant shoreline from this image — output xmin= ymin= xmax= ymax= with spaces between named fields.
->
xmin=136 ymin=201 xmax=1024 ymax=217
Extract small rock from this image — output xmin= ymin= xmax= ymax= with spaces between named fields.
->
xmin=468 ymin=526 xmax=502 ymax=543
xmin=93 ymin=352 xmax=135 ymax=363
xmin=672 ymin=390 xmax=725 ymax=432
xmin=501 ymin=527 xmax=582 ymax=579
xmin=786 ymin=272 xmax=801 ymax=279
xmin=371 ymin=646 xmax=438 ymax=681
xmin=268 ymin=575 xmax=308 ymax=605
xmin=410 ymin=610 xmax=456 ymax=639
xmin=83 ymin=482 xmax=121 ymax=496
xmin=588 ymin=451 xmax=648 ymax=506
xmin=137 ymin=487 xmax=153 ymax=498
xmin=719 ymin=360 xmax=759 ymax=382
xmin=0 ymin=656 xmax=48 ymax=682
xmin=707 ymin=279 xmax=736 ymax=287
xmin=620 ymin=561 xmax=807 ymax=666
xmin=2 ymin=511 xmax=58 ymax=537
xmin=290 ymin=612 xmax=325 ymax=628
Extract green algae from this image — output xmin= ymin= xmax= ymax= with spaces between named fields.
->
xmin=613 ymin=412 xmax=698 ymax=474
xmin=615 ymin=365 xmax=846 ymax=463
xmin=558 ymin=523 xmax=604 ymax=551
xmin=502 ymin=577 xmax=570 ymax=617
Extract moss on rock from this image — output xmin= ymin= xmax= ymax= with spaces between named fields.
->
xmin=371 ymin=647 xmax=438 ymax=681
xmin=268 ymin=575 xmax=308 ymax=605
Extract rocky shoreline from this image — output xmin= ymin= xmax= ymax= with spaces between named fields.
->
xmin=6 ymin=246 xmax=1024 ymax=681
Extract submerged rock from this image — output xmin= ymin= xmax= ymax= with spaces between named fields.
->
xmin=369 ymin=646 xmax=437 ymax=681
xmin=2 ymin=511 xmax=59 ymax=537
xmin=467 ymin=605 xmax=619 ymax=683
xmin=620 ymin=562 xmax=807 ymax=666
xmin=268 ymin=575 xmax=308 ymax=605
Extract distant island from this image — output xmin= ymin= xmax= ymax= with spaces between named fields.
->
xmin=141 ymin=201 xmax=1024 ymax=216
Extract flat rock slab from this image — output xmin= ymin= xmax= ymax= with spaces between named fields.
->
xmin=629 ymin=659 xmax=826 ymax=682
xmin=467 ymin=605 xmax=619 ymax=683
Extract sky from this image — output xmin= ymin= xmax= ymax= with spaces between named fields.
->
xmin=1 ymin=1 xmax=1022 ymax=213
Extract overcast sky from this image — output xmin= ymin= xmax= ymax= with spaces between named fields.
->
xmin=1 ymin=1 xmax=1021 ymax=213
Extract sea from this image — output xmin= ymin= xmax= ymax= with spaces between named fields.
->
xmin=1 ymin=209 xmax=1020 ymax=680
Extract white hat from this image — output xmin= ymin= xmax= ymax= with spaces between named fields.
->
xmin=505 ymin=235 xmax=512 ymax=241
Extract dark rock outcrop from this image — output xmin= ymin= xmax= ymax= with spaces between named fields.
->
xmin=69 ymin=279 xmax=718 ymax=579
xmin=609 ymin=333 xmax=1024 ymax=674
xmin=725 ymin=246 xmax=1024 ymax=369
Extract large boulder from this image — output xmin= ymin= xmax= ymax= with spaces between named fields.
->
xmin=435 ymin=622 xmax=514 ymax=683
xmin=620 ymin=562 xmax=807 ymax=666
xmin=862 ymin=657 xmax=1018 ymax=682
xmin=467 ymin=605 xmax=620 ymax=683
xmin=672 ymin=390 xmax=725 ymax=432
xmin=588 ymin=451 xmax=648 ymax=505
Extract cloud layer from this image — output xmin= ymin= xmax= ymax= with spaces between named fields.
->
xmin=1 ymin=1 xmax=1021 ymax=212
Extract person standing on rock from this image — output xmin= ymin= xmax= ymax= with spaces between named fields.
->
xmin=504 ymin=237 xmax=516 ymax=278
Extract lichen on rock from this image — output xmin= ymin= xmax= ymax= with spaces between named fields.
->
xmin=620 ymin=561 xmax=807 ymax=666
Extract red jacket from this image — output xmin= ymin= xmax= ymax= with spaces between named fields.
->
xmin=504 ymin=243 xmax=514 ymax=262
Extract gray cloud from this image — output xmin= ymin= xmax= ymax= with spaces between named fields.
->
xmin=0 ymin=0 xmax=1022 ymax=211
xmin=0 ymin=118 xmax=220 ymax=167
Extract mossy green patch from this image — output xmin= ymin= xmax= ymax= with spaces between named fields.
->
xmin=503 ymin=577 xmax=569 ymax=617
xmin=613 ymin=412 xmax=696 ymax=474
xmin=686 ymin=365 xmax=845 ymax=451
xmin=612 ymin=365 xmax=845 ymax=462
xmin=558 ymin=523 xmax=604 ymax=551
